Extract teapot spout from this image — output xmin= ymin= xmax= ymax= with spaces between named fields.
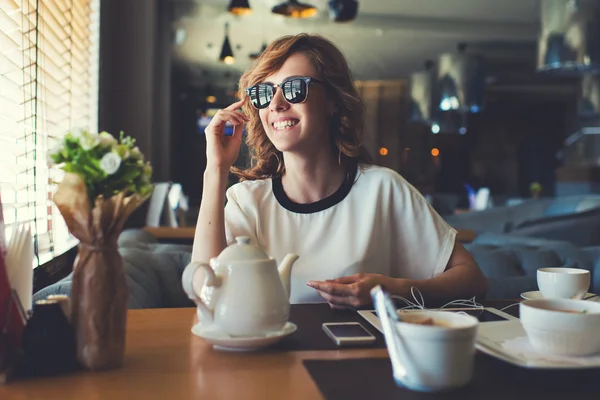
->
xmin=278 ymin=254 xmax=299 ymax=299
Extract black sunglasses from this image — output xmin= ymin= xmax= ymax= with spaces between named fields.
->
xmin=246 ymin=76 xmax=322 ymax=109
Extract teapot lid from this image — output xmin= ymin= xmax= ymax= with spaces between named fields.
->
xmin=217 ymin=236 xmax=270 ymax=263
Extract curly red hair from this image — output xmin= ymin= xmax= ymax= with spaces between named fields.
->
xmin=232 ymin=33 xmax=370 ymax=181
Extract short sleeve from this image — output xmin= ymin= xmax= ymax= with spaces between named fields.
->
xmin=224 ymin=185 xmax=258 ymax=245
xmin=392 ymin=176 xmax=457 ymax=279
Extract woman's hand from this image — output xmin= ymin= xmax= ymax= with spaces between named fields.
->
xmin=204 ymin=98 xmax=250 ymax=171
xmin=307 ymin=273 xmax=395 ymax=310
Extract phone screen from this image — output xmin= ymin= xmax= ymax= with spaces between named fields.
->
xmin=326 ymin=323 xmax=373 ymax=338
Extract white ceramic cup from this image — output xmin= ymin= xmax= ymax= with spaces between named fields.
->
xmin=537 ymin=267 xmax=590 ymax=300
xmin=392 ymin=311 xmax=479 ymax=392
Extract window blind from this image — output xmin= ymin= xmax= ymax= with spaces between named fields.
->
xmin=0 ymin=0 xmax=100 ymax=265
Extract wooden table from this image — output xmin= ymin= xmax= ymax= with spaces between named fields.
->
xmin=0 ymin=308 xmax=388 ymax=400
xmin=143 ymin=226 xmax=195 ymax=240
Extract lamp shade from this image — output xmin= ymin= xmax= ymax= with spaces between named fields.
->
xmin=538 ymin=0 xmax=600 ymax=73
xmin=272 ymin=0 xmax=317 ymax=18
xmin=219 ymin=23 xmax=235 ymax=64
xmin=328 ymin=0 xmax=358 ymax=22
xmin=435 ymin=45 xmax=485 ymax=114
xmin=408 ymin=61 xmax=434 ymax=124
xmin=228 ymin=0 xmax=252 ymax=16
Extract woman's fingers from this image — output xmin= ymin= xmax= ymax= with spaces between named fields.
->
xmin=223 ymin=98 xmax=247 ymax=111
xmin=307 ymin=281 xmax=358 ymax=297
xmin=212 ymin=110 xmax=247 ymax=127
xmin=205 ymin=112 xmax=247 ymax=143
xmin=315 ymin=290 xmax=363 ymax=308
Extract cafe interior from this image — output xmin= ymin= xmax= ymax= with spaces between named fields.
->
xmin=3 ymin=0 xmax=600 ymax=398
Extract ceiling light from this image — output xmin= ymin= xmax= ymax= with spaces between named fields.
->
xmin=328 ymin=0 xmax=358 ymax=22
xmin=272 ymin=0 xmax=317 ymax=18
xmin=205 ymin=85 xmax=217 ymax=104
xmin=436 ymin=43 xmax=485 ymax=113
xmin=219 ymin=23 xmax=235 ymax=64
xmin=538 ymin=0 xmax=600 ymax=73
xmin=227 ymin=0 xmax=252 ymax=16
xmin=408 ymin=60 xmax=435 ymax=124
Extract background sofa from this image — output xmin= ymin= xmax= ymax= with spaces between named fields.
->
xmin=34 ymin=229 xmax=194 ymax=309
xmin=34 ymin=229 xmax=600 ymax=308
xmin=443 ymin=195 xmax=600 ymax=247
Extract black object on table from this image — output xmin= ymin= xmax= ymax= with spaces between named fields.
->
xmin=273 ymin=303 xmax=386 ymax=351
xmin=16 ymin=300 xmax=77 ymax=378
xmin=303 ymin=354 xmax=600 ymax=400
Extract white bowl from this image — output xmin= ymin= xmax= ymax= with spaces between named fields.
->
xmin=520 ymin=299 xmax=600 ymax=356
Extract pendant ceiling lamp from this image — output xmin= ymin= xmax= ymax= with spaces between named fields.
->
xmin=435 ymin=43 xmax=485 ymax=114
xmin=219 ymin=23 xmax=235 ymax=64
xmin=227 ymin=0 xmax=252 ymax=16
xmin=272 ymin=0 xmax=317 ymax=18
xmin=205 ymin=85 xmax=217 ymax=104
xmin=538 ymin=0 xmax=600 ymax=73
xmin=328 ymin=0 xmax=358 ymax=22
xmin=408 ymin=60 xmax=435 ymax=124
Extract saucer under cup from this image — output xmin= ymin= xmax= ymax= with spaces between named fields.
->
xmin=537 ymin=267 xmax=590 ymax=300
xmin=192 ymin=322 xmax=297 ymax=351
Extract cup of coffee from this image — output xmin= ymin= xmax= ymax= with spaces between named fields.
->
xmin=537 ymin=267 xmax=590 ymax=300
xmin=391 ymin=311 xmax=479 ymax=392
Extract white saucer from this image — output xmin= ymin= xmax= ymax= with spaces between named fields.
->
xmin=520 ymin=291 xmax=598 ymax=301
xmin=191 ymin=322 xmax=297 ymax=351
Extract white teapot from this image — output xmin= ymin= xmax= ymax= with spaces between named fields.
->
xmin=181 ymin=236 xmax=299 ymax=337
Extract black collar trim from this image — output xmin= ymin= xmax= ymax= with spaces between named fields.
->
xmin=272 ymin=168 xmax=357 ymax=214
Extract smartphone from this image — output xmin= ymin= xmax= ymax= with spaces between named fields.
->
xmin=322 ymin=322 xmax=377 ymax=346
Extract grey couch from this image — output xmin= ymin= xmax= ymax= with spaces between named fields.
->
xmin=466 ymin=233 xmax=600 ymax=299
xmin=444 ymin=195 xmax=600 ymax=247
xmin=34 ymin=229 xmax=600 ymax=308
xmin=34 ymin=229 xmax=194 ymax=309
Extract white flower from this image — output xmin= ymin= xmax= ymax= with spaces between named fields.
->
xmin=80 ymin=131 xmax=100 ymax=150
xmin=99 ymin=131 xmax=118 ymax=147
xmin=99 ymin=152 xmax=121 ymax=175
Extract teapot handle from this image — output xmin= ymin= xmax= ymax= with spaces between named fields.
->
xmin=181 ymin=262 xmax=222 ymax=323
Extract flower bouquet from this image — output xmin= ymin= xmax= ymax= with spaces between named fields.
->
xmin=48 ymin=130 xmax=153 ymax=371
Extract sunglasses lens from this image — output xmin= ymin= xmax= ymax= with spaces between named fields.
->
xmin=248 ymin=78 xmax=310 ymax=109
xmin=249 ymin=84 xmax=274 ymax=109
xmin=282 ymin=78 xmax=308 ymax=104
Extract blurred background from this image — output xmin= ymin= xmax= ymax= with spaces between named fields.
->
xmin=88 ymin=0 xmax=600 ymax=215
xmin=8 ymin=0 xmax=600 ymax=302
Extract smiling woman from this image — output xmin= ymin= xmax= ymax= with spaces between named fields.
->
xmin=189 ymin=34 xmax=488 ymax=312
